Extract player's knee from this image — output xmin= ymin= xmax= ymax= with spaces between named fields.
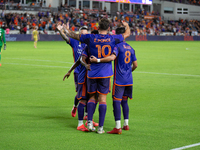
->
xmin=80 ymin=100 xmax=87 ymax=104
xmin=98 ymin=94 xmax=107 ymax=103
xmin=89 ymin=93 xmax=96 ymax=100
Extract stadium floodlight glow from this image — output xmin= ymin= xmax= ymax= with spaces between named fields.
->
xmin=94 ymin=0 xmax=152 ymax=5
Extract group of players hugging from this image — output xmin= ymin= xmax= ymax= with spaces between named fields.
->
xmin=57 ymin=18 xmax=138 ymax=134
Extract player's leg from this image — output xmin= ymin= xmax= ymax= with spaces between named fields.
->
xmin=97 ymin=94 xmax=107 ymax=134
xmin=121 ymin=86 xmax=132 ymax=130
xmin=71 ymin=73 xmax=79 ymax=117
xmin=83 ymin=102 xmax=88 ymax=120
xmin=0 ymin=47 xmax=2 ymax=66
xmin=34 ymin=38 xmax=37 ymax=48
xmin=77 ymin=100 xmax=88 ymax=131
xmin=107 ymin=84 xmax=124 ymax=134
xmin=86 ymin=78 xmax=97 ymax=131
xmin=96 ymin=78 xmax=111 ymax=134
xmin=76 ymin=82 xmax=88 ymax=131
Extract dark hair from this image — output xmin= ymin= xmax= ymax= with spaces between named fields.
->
xmin=99 ymin=18 xmax=110 ymax=30
xmin=91 ymin=30 xmax=99 ymax=34
xmin=115 ymin=27 xmax=125 ymax=35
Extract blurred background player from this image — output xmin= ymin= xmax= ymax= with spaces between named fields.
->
xmin=63 ymin=18 xmax=131 ymax=133
xmin=0 ymin=24 xmax=6 ymax=67
xmin=57 ymin=22 xmax=88 ymax=118
xmin=62 ymin=30 xmax=99 ymax=132
xmin=32 ymin=26 xmax=39 ymax=48
xmin=90 ymin=25 xmax=138 ymax=134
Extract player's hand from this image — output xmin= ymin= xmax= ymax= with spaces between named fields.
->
xmin=64 ymin=22 xmax=69 ymax=30
xmin=57 ymin=24 xmax=63 ymax=31
xmin=4 ymin=44 xmax=6 ymax=50
xmin=63 ymin=71 xmax=71 ymax=81
xmin=86 ymin=64 xmax=91 ymax=71
xmin=122 ymin=21 xmax=129 ymax=27
xmin=89 ymin=55 xmax=97 ymax=63
xmin=63 ymin=22 xmax=69 ymax=30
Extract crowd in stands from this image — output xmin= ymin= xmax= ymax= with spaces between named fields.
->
xmin=0 ymin=7 xmax=199 ymax=36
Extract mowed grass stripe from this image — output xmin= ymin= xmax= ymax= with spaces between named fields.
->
xmin=0 ymin=41 xmax=200 ymax=150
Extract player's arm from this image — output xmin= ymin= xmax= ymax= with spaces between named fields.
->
xmin=63 ymin=57 xmax=81 ymax=81
xmin=3 ymin=30 xmax=6 ymax=50
xmin=122 ymin=21 xmax=131 ymax=39
xmin=59 ymin=29 xmax=69 ymax=42
xmin=62 ymin=23 xmax=80 ymax=41
xmin=132 ymin=60 xmax=138 ymax=72
xmin=90 ymin=54 xmax=116 ymax=63
xmin=80 ymin=55 xmax=91 ymax=70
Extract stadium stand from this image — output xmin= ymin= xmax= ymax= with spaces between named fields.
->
xmin=0 ymin=0 xmax=199 ymax=36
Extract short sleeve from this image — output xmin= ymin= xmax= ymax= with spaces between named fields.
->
xmin=113 ymin=34 xmax=124 ymax=44
xmin=80 ymin=34 xmax=91 ymax=45
xmin=82 ymin=46 xmax=88 ymax=58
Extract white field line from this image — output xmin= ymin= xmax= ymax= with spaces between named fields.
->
xmin=3 ymin=58 xmax=74 ymax=64
xmin=3 ymin=57 xmax=200 ymax=77
xmin=2 ymin=62 xmax=200 ymax=77
xmin=171 ymin=142 xmax=200 ymax=150
xmin=3 ymin=63 xmax=70 ymax=68
xmin=135 ymin=71 xmax=200 ymax=77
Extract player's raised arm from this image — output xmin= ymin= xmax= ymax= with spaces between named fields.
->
xmin=62 ymin=23 xmax=80 ymax=41
xmin=63 ymin=57 xmax=81 ymax=81
xmin=90 ymin=54 xmax=116 ymax=63
xmin=122 ymin=21 xmax=131 ymax=39
xmin=57 ymin=24 xmax=69 ymax=42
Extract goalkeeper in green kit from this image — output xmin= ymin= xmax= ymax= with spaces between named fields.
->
xmin=0 ymin=24 xmax=6 ymax=67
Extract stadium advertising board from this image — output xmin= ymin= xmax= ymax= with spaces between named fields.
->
xmin=5 ymin=35 xmax=199 ymax=41
xmin=95 ymin=0 xmax=152 ymax=5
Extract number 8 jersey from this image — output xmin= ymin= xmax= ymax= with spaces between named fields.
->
xmin=80 ymin=34 xmax=124 ymax=78
xmin=113 ymin=42 xmax=137 ymax=86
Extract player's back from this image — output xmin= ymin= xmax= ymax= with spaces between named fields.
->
xmin=80 ymin=33 xmax=124 ymax=78
xmin=67 ymin=38 xmax=86 ymax=74
xmin=114 ymin=42 xmax=137 ymax=86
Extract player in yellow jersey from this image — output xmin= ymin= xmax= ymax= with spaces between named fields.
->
xmin=32 ymin=27 xmax=39 ymax=48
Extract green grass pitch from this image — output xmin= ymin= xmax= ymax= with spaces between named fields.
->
xmin=0 ymin=41 xmax=200 ymax=150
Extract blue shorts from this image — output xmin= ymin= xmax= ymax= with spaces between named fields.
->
xmin=77 ymin=81 xmax=88 ymax=100
xmin=87 ymin=77 xmax=111 ymax=95
xmin=74 ymin=73 xmax=78 ymax=92
xmin=112 ymin=84 xmax=132 ymax=100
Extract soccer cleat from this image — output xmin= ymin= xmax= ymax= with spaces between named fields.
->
xmin=93 ymin=121 xmax=99 ymax=127
xmin=71 ymin=106 xmax=77 ymax=117
xmin=122 ymin=125 xmax=129 ymax=130
xmin=0 ymin=63 xmax=1 ymax=67
xmin=85 ymin=120 xmax=99 ymax=127
xmin=77 ymin=124 xmax=89 ymax=132
xmin=83 ymin=115 xmax=88 ymax=120
xmin=97 ymin=127 xmax=105 ymax=134
xmin=107 ymin=128 xmax=122 ymax=134
xmin=87 ymin=121 xmax=96 ymax=131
